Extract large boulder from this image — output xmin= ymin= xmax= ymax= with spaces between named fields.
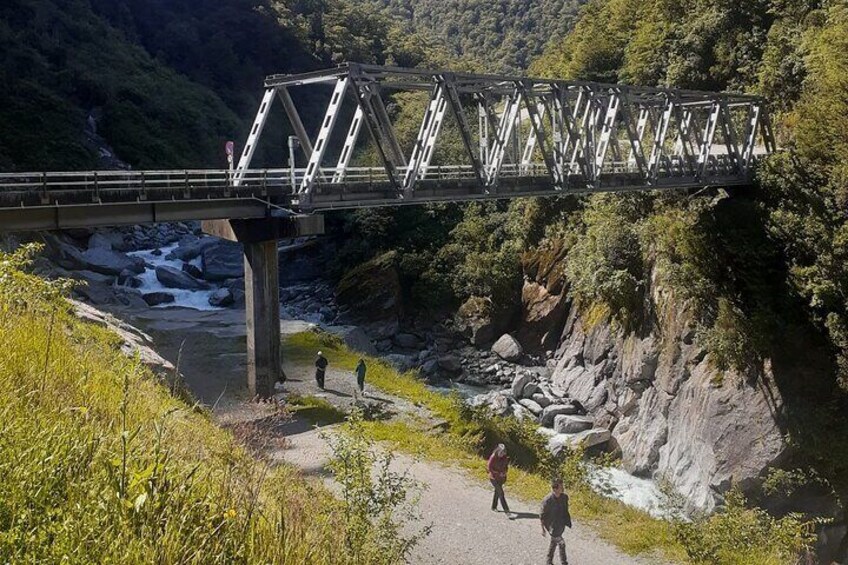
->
xmin=208 ymin=288 xmax=234 ymax=307
xmin=511 ymin=373 xmax=534 ymax=398
xmin=201 ymin=241 xmax=244 ymax=281
xmin=155 ymin=266 xmax=208 ymax=290
xmin=518 ymin=398 xmax=543 ymax=416
xmin=142 ymin=292 xmax=175 ymax=306
xmin=492 ymin=334 xmax=523 ymax=362
xmin=393 ymin=333 xmax=423 ymax=349
xmin=438 ymin=355 xmax=462 ymax=373
xmin=167 ymin=237 xmax=217 ymax=262
xmin=81 ymin=248 xmax=145 ymax=276
xmin=383 ymin=354 xmax=416 ymax=372
xmin=454 ymin=296 xmax=513 ymax=346
xmin=553 ymin=414 xmax=594 ymax=434
xmin=336 ymin=251 xmax=403 ymax=322
xmin=325 ymin=326 xmax=378 ymax=357
xmin=88 ymin=231 xmax=126 ymax=251
xmin=532 ymin=393 xmax=552 ymax=408
xmin=540 ymin=403 xmax=579 ymax=427
xmin=181 ymin=263 xmax=203 ymax=279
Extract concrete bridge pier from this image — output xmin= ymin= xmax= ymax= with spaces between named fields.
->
xmin=202 ymin=214 xmax=325 ymax=398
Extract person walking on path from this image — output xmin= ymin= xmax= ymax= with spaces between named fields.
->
xmin=314 ymin=351 xmax=328 ymax=390
xmin=354 ymin=358 xmax=367 ymax=397
xmin=540 ymin=477 xmax=572 ymax=565
xmin=487 ymin=444 xmax=514 ymax=518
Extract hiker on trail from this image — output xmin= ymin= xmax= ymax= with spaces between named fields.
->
xmin=487 ymin=444 xmax=514 ymax=519
xmin=540 ymin=477 xmax=572 ymax=565
xmin=354 ymin=358 xmax=367 ymax=397
xmin=314 ymin=351 xmax=328 ymax=390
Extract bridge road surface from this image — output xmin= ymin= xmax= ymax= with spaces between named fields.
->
xmin=272 ymin=368 xmax=669 ymax=565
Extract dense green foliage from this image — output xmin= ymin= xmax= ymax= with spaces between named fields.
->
xmin=0 ymin=0 xmax=443 ymax=171
xmin=368 ymin=0 xmax=586 ymax=72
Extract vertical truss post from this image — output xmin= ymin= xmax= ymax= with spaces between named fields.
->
xmin=618 ymin=90 xmax=648 ymax=177
xmin=521 ymin=85 xmax=561 ymax=187
xmin=719 ymin=101 xmax=742 ymax=174
xmin=235 ymin=88 xmax=276 ymax=186
xmin=332 ymin=105 xmax=363 ymax=183
xmin=648 ymin=98 xmax=674 ymax=182
xmin=594 ymin=91 xmax=621 ymax=178
xmin=403 ymin=81 xmax=448 ymax=195
xmin=348 ymin=69 xmax=402 ymax=192
xmin=760 ymin=106 xmax=777 ymax=154
xmin=371 ymin=85 xmax=407 ymax=169
xmin=671 ymin=100 xmax=697 ymax=177
xmin=628 ymin=108 xmax=649 ymax=170
xmin=299 ymin=77 xmax=348 ymax=196
xmin=739 ymin=103 xmax=762 ymax=174
xmin=521 ymin=96 xmax=547 ymax=173
xmin=443 ymin=74 xmax=486 ymax=189
xmin=486 ymin=87 xmax=524 ymax=188
xmin=478 ymin=99 xmax=489 ymax=168
xmin=697 ymin=101 xmax=722 ymax=179
xmin=277 ymin=87 xmax=315 ymax=160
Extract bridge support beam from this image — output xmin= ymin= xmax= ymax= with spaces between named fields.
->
xmin=202 ymin=214 xmax=325 ymax=398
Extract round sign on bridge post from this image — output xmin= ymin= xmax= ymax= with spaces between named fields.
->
xmin=225 ymin=141 xmax=235 ymax=172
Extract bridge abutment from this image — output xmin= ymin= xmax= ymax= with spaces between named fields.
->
xmin=202 ymin=214 xmax=324 ymax=398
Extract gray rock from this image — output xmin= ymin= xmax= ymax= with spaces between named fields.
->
xmin=421 ymin=359 xmax=440 ymax=376
xmin=88 ymin=232 xmax=120 ymax=250
xmin=532 ymin=393 xmax=552 ymax=408
xmin=438 ymin=355 xmax=462 ymax=373
xmin=72 ymin=270 xmax=116 ymax=285
xmin=167 ymin=237 xmax=216 ymax=262
xmin=155 ymin=266 xmax=208 ymax=290
xmin=117 ymin=269 xmax=143 ymax=288
xmin=181 ymin=263 xmax=203 ymax=279
xmin=518 ymin=398 xmax=543 ymax=416
xmin=394 ymin=333 xmax=423 ymax=349
xmin=319 ymin=306 xmax=335 ymax=322
xmin=511 ymin=373 xmax=534 ymax=398
xmin=208 ymin=288 xmax=234 ymax=307
xmin=553 ymin=414 xmax=594 ymax=434
xmin=142 ymin=292 xmax=175 ymax=306
xmin=522 ymin=382 xmax=542 ymax=398
xmin=568 ymin=428 xmax=611 ymax=449
xmin=201 ymin=241 xmax=243 ymax=281
xmin=325 ymin=326 xmax=378 ymax=357
xmin=492 ymin=334 xmax=524 ymax=362
xmin=81 ymin=248 xmax=145 ymax=276
xmin=540 ymin=403 xmax=579 ymax=427
xmin=383 ymin=354 xmax=416 ymax=372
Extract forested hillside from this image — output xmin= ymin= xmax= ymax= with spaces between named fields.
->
xmin=367 ymin=0 xmax=586 ymax=71
xmin=0 ymin=0 xmax=441 ymax=171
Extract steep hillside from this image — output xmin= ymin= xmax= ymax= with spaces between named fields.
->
xmin=0 ymin=0 xmax=439 ymax=172
xmin=368 ymin=0 xmax=586 ymax=71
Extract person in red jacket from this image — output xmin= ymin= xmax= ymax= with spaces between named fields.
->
xmin=487 ymin=443 xmax=514 ymax=518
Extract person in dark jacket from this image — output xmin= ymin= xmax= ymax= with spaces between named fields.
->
xmin=314 ymin=351 xmax=328 ymax=390
xmin=540 ymin=477 xmax=572 ymax=565
xmin=354 ymin=358 xmax=367 ymax=397
xmin=487 ymin=444 xmax=514 ymax=518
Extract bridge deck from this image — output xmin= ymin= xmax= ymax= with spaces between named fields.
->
xmin=0 ymin=158 xmax=749 ymax=231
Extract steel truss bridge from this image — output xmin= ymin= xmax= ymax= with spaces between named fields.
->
xmin=0 ymin=63 xmax=776 ymax=398
xmin=0 ymin=63 xmax=774 ymax=231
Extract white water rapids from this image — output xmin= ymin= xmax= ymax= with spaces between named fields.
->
xmin=128 ymin=244 xmax=221 ymax=310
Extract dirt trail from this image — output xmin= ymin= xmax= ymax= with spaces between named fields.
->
xmin=275 ymin=366 xmax=667 ymax=565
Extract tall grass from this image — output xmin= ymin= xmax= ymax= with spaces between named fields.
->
xmin=0 ymin=245 xmax=408 ymax=564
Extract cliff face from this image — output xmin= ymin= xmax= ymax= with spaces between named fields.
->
xmin=525 ymin=262 xmax=788 ymax=513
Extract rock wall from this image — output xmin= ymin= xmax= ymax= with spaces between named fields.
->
xmin=530 ymin=268 xmax=788 ymax=514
